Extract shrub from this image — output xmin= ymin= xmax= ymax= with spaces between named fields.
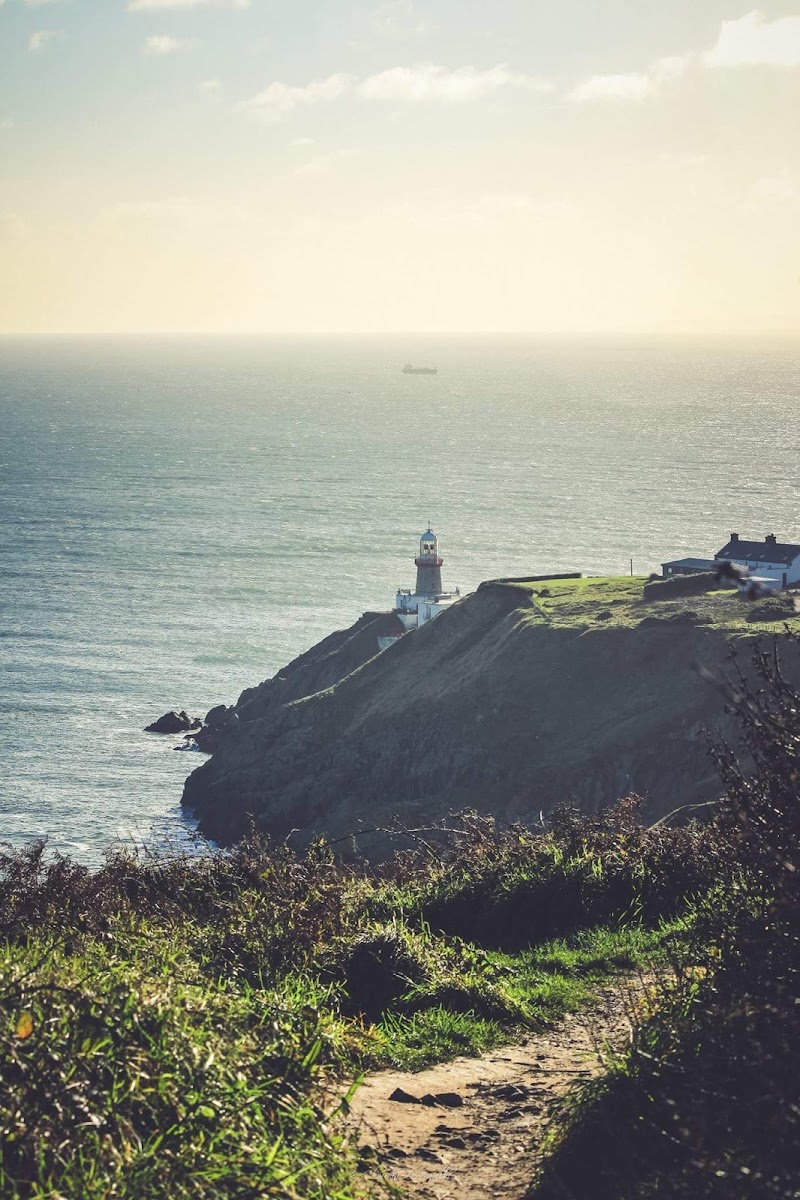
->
xmin=2 ymin=650 xmax=770 ymax=1197
xmin=0 ymin=936 xmax=353 ymax=1199
xmin=643 ymin=572 xmax=721 ymax=601
xmin=746 ymin=597 xmax=795 ymax=622
xmin=335 ymin=924 xmax=429 ymax=1020
xmin=0 ymin=833 xmax=354 ymax=980
xmin=369 ymin=799 xmax=716 ymax=951
xmin=0 ymin=834 xmax=363 ymax=1195
xmin=531 ymin=636 xmax=800 ymax=1200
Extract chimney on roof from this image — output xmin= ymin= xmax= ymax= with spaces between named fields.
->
xmin=730 ymin=532 xmax=739 ymax=542
xmin=766 ymin=533 xmax=777 ymax=545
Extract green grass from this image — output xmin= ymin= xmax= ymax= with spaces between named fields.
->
xmin=0 ymin=926 xmax=358 ymax=1200
xmin=0 ymin=904 xmax=688 ymax=1191
xmin=498 ymin=918 xmax=689 ymax=1029
xmin=0 ymin=811 xmax=712 ymax=1196
xmin=506 ymin=574 xmax=800 ymax=635
xmin=371 ymin=1007 xmax=504 ymax=1071
xmin=362 ymin=917 xmax=691 ymax=1071
xmin=368 ymin=805 xmax=710 ymax=954
xmin=521 ymin=918 xmax=691 ymax=978
xmin=515 ymin=576 xmax=650 ymax=628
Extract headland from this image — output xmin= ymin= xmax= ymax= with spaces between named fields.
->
xmin=181 ymin=569 xmax=800 ymax=852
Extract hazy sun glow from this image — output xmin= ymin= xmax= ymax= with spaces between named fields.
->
xmin=1 ymin=1 xmax=799 ymax=333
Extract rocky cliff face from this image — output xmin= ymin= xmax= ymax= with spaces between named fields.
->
xmin=192 ymin=609 xmax=406 ymax=756
xmin=181 ymin=578 xmax=800 ymax=852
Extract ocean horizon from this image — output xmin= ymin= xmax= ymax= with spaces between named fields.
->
xmin=1 ymin=332 xmax=798 ymax=863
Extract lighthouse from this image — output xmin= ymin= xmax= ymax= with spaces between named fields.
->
xmin=386 ymin=526 xmax=461 ymax=641
xmin=415 ymin=528 xmax=443 ymax=596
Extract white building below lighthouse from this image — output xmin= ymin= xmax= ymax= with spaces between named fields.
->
xmin=378 ymin=528 xmax=461 ymax=651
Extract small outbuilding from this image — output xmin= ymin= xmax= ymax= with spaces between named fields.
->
xmin=661 ymin=557 xmax=718 ymax=578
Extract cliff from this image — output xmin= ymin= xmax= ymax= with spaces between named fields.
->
xmin=181 ymin=576 xmax=800 ymax=850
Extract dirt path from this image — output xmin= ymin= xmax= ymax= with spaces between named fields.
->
xmin=345 ymin=984 xmax=640 ymax=1200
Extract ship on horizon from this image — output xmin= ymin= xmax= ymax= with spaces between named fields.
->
xmin=402 ymin=363 xmax=438 ymax=375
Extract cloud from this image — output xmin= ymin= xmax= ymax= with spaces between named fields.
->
xmin=28 ymin=29 xmax=65 ymax=52
xmin=238 ymin=63 xmax=551 ymax=122
xmin=24 ymin=0 xmax=66 ymax=7
xmin=238 ymin=74 xmax=354 ymax=121
xmin=293 ymin=154 xmax=334 ymax=177
xmin=102 ymin=197 xmax=218 ymax=228
xmin=129 ymin=0 xmax=249 ymax=9
xmin=474 ymin=193 xmax=547 ymax=214
xmin=468 ymin=193 xmax=571 ymax=222
xmin=144 ymin=34 xmax=192 ymax=54
xmin=566 ymin=13 xmax=800 ymax=106
xmin=99 ymin=196 xmax=254 ymax=239
xmin=567 ymin=72 xmax=654 ymax=103
xmin=703 ymin=11 xmax=800 ymax=68
xmin=0 ymin=117 xmax=14 ymax=130
xmin=290 ymin=136 xmax=316 ymax=147
xmin=566 ymin=49 xmax=693 ymax=103
xmin=358 ymin=63 xmax=548 ymax=102
xmin=292 ymin=148 xmax=357 ymax=177
xmin=650 ymin=54 xmax=693 ymax=82
xmin=198 ymin=78 xmax=222 ymax=94
xmin=106 ymin=199 xmax=189 ymax=219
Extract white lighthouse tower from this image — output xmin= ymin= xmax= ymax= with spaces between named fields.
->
xmin=392 ymin=527 xmax=460 ymax=633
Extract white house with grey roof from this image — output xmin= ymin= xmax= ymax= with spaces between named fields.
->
xmin=663 ymin=533 xmax=800 ymax=588
xmin=714 ymin=533 xmax=800 ymax=588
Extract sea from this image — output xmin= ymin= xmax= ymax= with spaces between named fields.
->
xmin=1 ymin=334 xmax=798 ymax=864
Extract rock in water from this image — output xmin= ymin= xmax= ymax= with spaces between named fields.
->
xmin=145 ymin=710 xmax=201 ymax=735
xmin=205 ymin=704 xmax=229 ymax=727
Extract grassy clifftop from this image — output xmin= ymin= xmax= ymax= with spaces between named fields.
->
xmin=507 ymin=574 xmax=799 ymax=633
xmin=183 ymin=575 xmax=800 ymax=849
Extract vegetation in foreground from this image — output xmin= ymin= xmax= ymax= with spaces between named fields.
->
xmin=0 ymin=795 xmax=711 ymax=1198
xmin=2 ymin=634 xmax=797 ymax=1198
xmin=531 ymin=637 xmax=800 ymax=1200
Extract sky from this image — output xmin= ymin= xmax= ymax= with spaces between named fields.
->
xmin=1 ymin=1 xmax=799 ymax=334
